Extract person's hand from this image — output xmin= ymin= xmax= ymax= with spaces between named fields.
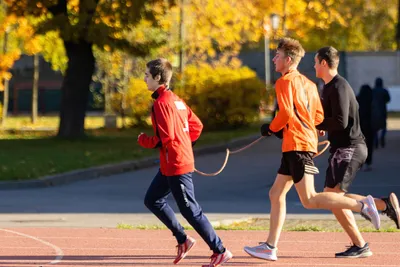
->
xmin=260 ymin=124 xmax=272 ymax=137
xmin=318 ymin=130 xmax=325 ymax=137
xmin=261 ymin=124 xmax=283 ymax=139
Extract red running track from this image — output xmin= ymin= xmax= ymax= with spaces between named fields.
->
xmin=0 ymin=228 xmax=399 ymax=267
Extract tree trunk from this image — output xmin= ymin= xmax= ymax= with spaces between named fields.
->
xmin=104 ymin=78 xmax=112 ymax=114
xmin=1 ymin=79 xmax=9 ymax=126
xmin=120 ymin=58 xmax=132 ymax=129
xmin=31 ymin=54 xmax=39 ymax=124
xmin=57 ymin=41 xmax=95 ymax=138
xmin=103 ymin=78 xmax=117 ymax=129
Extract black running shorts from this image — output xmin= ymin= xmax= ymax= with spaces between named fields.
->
xmin=325 ymin=143 xmax=367 ymax=192
xmin=277 ymin=151 xmax=319 ymax=183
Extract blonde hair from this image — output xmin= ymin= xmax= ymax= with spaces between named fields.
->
xmin=277 ymin=38 xmax=305 ymax=65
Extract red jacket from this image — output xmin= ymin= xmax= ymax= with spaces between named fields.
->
xmin=138 ymin=85 xmax=203 ymax=176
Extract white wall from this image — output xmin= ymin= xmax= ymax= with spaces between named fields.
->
xmin=345 ymin=51 xmax=400 ymax=94
xmin=388 ymin=86 xmax=400 ymax=112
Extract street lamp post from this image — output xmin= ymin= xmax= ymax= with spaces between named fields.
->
xmin=1 ymin=26 xmax=10 ymax=126
xmin=271 ymin=13 xmax=280 ymax=39
xmin=263 ymin=18 xmax=271 ymax=87
xmin=263 ymin=14 xmax=280 ymax=88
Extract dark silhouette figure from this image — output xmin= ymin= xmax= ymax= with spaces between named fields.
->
xmin=372 ymin=77 xmax=391 ymax=149
xmin=357 ymin=84 xmax=373 ymax=170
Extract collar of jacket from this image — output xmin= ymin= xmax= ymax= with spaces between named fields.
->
xmin=284 ymin=69 xmax=298 ymax=76
xmin=151 ymin=85 xmax=169 ymax=99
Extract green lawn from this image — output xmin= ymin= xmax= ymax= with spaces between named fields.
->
xmin=117 ymin=218 xmax=400 ymax=232
xmin=0 ymin=125 xmax=259 ymax=181
xmin=0 ymin=115 xmax=129 ymax=130
xmin=388 ymin=111 xmax=400 ymax=118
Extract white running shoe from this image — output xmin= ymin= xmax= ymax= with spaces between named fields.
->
xmin=243 ymin=242 xmax=277 ymax=261
xmin=360 ymin=195 xmax=381 ymax=230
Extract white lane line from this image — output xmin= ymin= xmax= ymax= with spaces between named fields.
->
xmin=0 ymin=246 xmax=399 ymax=255
xmin=0 ymin=229 xmax=63 ymax=265
xmin=0 ymin=235 xmax=399 ymax=244
xmin=0 ymin=247 xmax=397 ymax=267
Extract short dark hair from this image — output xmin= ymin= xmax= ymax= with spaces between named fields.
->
xmin=277 ymin=38 xmax=305 ymax=65
xmin=317 ymin=46 xmax=339 ymax=69
xmin=146 ymin=58 xmax=173 ymax=85
xmin=375 ymin=77 xmax=383 ymax=87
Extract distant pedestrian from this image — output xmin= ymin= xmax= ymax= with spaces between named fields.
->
xmin=357 ymin=84 xmax=374 ymax=171
xmin=372 ymin=77 xmax=391 ymax=148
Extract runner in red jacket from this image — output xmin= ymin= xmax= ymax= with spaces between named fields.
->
xmin=139 ymin=58 xmax=232 ymax=267
xmin=138 ymin=82 xmax=203 ymax=176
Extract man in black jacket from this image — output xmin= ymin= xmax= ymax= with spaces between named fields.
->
xmin=314 ymin=46 xmax=399 ymax=258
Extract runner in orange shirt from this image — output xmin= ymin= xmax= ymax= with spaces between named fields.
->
xmin=243 ymin=38 xmax=380 ymax=261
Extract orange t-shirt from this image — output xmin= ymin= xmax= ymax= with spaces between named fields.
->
xmin=269 ymin=70 xmax=324 ymax=153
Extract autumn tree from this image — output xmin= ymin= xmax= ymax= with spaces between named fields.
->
xmin=252 ymin=0 xmax=398 ymax=51
xmin=1 ymin=3 xmax=67 ymax=124
xmin=299 ymin=0 xmax=398 ymax=51
xmin=92 ymin=49 xmax=130 ymax=128
xmin=156 ymin=0 xmax=394 ymax=67
xmin=156 ymin=0 xmax=268 ymax=67
xmin=91 ymin=18 xmax=167 ymax=129
xmin=397 ymin=0 xmax=400 ymax=50
xmin=24 ymin=30 xmax=68 ymax=123
xmin=5 ymin=0 xmax=174 ymax=138
xmin=0 ymin=7 xmax=33 ymax=124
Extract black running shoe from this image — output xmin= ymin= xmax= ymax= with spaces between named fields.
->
xmin=335 ymin=243 xmax=372 ymax=258
xmin=382 ymin=193 xmax=400 ymax=229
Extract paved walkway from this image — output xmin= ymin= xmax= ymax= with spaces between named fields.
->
xmin=1 ymin=122 xmax=400 ymax=228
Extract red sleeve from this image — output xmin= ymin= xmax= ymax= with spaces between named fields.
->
xmin=138 ymin=133 xmax=161 ymax=149
xmin=187 ymin=105 xmax=203 ymax=141
xmin=153 ymin=102 xmax=175 ymax=148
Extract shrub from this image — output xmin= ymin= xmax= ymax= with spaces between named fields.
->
xmin=174 ymin=64 xmax=265 ymax=130
xmin=111 ymin=78 xmax=153 ymax=127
